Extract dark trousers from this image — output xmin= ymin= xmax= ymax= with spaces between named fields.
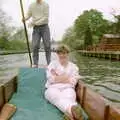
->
xmin=32 ymin=24 xmax=51 ymax=65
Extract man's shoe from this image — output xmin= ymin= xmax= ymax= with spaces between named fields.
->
xmin=32 ymin=65 xmax=38 ymax=68
xmin=71 ymin=105 xmax=83 ymax=120
xmin=39 ymin=64 xmax=48 ymax=68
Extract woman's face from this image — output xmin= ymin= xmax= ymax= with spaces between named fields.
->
xmin=57 ymin=52 xmax=69 ymax=63
xmin=36 ymin=0 xmax=42 ymax=3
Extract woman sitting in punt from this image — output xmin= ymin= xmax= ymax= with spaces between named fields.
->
xmin=45 ymin=45 xmax=83 ymax=120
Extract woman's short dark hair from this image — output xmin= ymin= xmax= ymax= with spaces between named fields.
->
xmin=56 ymin=44 xmax=70 ymax=54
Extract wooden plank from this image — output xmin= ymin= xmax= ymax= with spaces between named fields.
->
xmin=76 ymin=81 xmax=120 ymax=120
xmin=84 ymin=88 xmax=106 ymax=120
xmin=76 ymin=81 xmax=85 ymax=105
xmin=108 ymin=106 xmax=120 ymax=120
xmin=0 ymin=103 xmax=17 ymax=120
xmin=75 ymin=82 xmax=81 ymax=103
xmin=13 ymin=76 xmax=18 ymax=93
xmin=104 ymin=105 xmax=110 ymax=120
xmin=81 ymin=86 xmax=86 ymax=108
xmin=3 ymin=77 xmax=17 ymax=102
xmin=0 ymin=86 xmax=5 ymax=111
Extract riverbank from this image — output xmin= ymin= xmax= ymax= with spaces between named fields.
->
xmin=78 ymin=50 xmax=120 ymax=61
xmin=0 ymin=50 xmax=28 ymax=55
xmin=0 ymin=49 xmax=55 ymax=55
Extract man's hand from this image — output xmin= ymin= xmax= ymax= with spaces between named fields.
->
xmin=22 ymin=18 xmax=26 ymax=23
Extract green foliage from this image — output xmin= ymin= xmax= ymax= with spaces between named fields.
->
xmin=0 ymin=38 xmax=9 ymax=50
xmin=74 ymin=9 xmax=110 ymax=47
xmin=10 ymin=28 xmax=26 ymax=41
xmin=84 ymin=26 xmax=93 ymax=48
xmin=0 ymin=7 xmax=29 ymax=51
xmin=0 ymin=27 xmax=28 ymax=50
xmin=62 ymin=9 xmax=120 ymax=50
xmin=109 ymin=15 xmax=120 ymax=34
xmin=62 ymin=27 xmax=84 ymax=50
xmin=0 ymin=8 xmax=12 ymax=41
xmin=115 ymin=15 xmax=120 ymax=33
xmin=7 ymin=28 xmax=28 ymax=50
xmin=8 ymin=40 xmax=27 ymax=50
xmin=0 ymin=8 xmax=28 ymax=51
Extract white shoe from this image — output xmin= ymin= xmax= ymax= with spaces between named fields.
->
xmin=39 ymin=64 xmax=48 ymax=68
xmin=32 ymin=65 xmax=38 ymax=68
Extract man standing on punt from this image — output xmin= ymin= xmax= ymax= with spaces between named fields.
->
xmin=23 ymin=0 xmax=51 ymax=67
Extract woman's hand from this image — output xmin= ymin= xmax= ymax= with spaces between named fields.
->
xmin=54 ymin=73 xmax=70 ymax=83
xmin=50 ymin=69 xmax=70 ymax=84
xmin=51 ymin=69 xmax=58 ymax=76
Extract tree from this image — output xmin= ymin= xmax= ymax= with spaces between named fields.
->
xmin=114 ymin=15 xmax=120 ymax=33
xmin=10 ymin=28 xmax=26 ymax=41
xmin=0 ymin=8 xmax=28 ymax=50
xmin=109 ymin=9 xmax=120 ymax=34
xmin=8 ymin=28 xmax=28 ymax=50
xmin=0 ymin=8 xmax=13 ymax=49
xmin=109 ymin=15 xmax=120 ymax=34
xmin=62 ymin=27 xmax=84 ymax=50
xmin=84 ymin=26 xmax=93 ymax=49
xmin=74 ymin=9 xmax=110 ymax=47
xmin=0 ymin=8 xmax=12 ymax=39
xmin=62 ymin=27 xmax=75 ymax=47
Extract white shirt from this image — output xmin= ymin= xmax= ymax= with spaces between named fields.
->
xmin=26 ymin=1 xmax=49 ymax=26
xmin=45 ymin=60 xmax=81 ymax=89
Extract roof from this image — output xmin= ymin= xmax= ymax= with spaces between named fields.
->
xmin=103 ymin=34 xmax=120 ymax=39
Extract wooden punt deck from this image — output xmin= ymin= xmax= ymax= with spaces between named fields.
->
xmin=0 ymin=68 xmax=120 ymax=120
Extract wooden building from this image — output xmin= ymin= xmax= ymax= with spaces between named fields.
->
xmin=88 ymin=34 xmax=120 ymax=51
xmin=99 ymin=34 xmax=120 ymax=51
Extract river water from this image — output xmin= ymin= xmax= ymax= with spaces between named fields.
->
xmin=0 ymin=52 xmax=120 ymax=107
xmin=74 ymin=52 xmax=120 ymax=107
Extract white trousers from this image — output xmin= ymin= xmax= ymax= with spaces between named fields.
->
xmin=45 ymin=87 xmax=77 ymax=113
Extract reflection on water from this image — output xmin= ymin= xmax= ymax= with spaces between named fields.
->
xmin=0 ymin=54 xmax=30 ymax=83
xmin=0 ymin=53 xmax=57 ymax=84
xmin=0 ymin=52 xmax=120 ymax=107
xmin=75 ymin=52 xmax=120 ymax=107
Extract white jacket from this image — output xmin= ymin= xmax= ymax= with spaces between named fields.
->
xmin=45 ymin=60 xmax=81 ymax=89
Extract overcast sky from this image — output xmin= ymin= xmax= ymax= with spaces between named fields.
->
xmin=1 ymin=0 xmax=120 ymax=40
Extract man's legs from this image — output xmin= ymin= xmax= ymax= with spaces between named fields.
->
xmin=32 ymin=27 xmax=41 ymax=66
xmin=41 ymin=25 xmax=51 ymax=65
